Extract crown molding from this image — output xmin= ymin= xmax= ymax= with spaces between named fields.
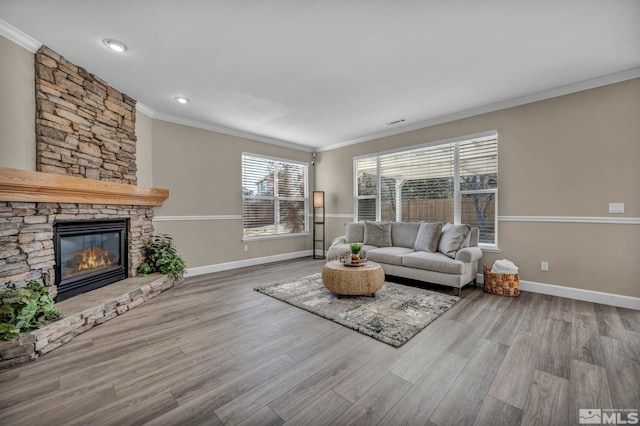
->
xmin=135 ymin=102 xmax=155 ymax=118
xmin=134 ymin=105 xmax=313 ymax=153
xmin=317 ymin=67 xmax=640 ymax=152
xmin=119 ymin=67 xmax=640 ymax=154
xmin=0 ymin=19 xmax=41 ymax=52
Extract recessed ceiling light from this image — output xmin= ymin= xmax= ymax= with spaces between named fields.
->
xmin=102 ymin=38 xmax=126 ymax=53
xmin=174 ymin=96 xmax=189 ymax=104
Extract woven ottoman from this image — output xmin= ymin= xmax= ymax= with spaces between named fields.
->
xmin=322 ymin=260 xmax=384 ymax=298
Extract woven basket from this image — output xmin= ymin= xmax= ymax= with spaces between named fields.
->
xmin=483 ymin=266 xmax=519 ymax=297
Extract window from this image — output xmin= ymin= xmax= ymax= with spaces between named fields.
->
xmin=242 ymin=154 xmax=308 ymax=239
xmin=354 ymin=132 xmax=498 ymax=247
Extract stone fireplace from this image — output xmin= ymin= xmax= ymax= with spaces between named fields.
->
xmin=0 ymin=45 xmax=173 ymax=368
xmin=0 ymin=45 xmax=167 ymax=299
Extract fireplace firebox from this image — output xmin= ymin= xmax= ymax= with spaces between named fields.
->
xmin=54 ymin=219 xmax=128 ymax=301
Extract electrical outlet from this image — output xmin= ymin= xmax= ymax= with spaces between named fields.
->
xmin=609 ymin=203 xmax=625 ymax=213
xmin=541 ymin=261 xmax=549 ymax=271
xmin=244 ymin=245 xmax=248 ymax=252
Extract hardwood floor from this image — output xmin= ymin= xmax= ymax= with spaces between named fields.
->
xmin=0 ymin=258 xmax=638 ymax=426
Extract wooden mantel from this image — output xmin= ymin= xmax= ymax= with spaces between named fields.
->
xmin=0 ymin=167 xmax=169 ymax=206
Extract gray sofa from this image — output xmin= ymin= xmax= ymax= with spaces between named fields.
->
xmin=327 ymin=221 xmax=483 ymax=296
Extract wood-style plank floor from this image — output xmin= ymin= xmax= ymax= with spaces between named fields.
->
xmin=1 ymin=258 xmax=638 ymax=426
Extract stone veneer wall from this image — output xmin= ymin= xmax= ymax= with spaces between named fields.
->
xmin=0 ymin=202 xmax=153 ymax=297
xmin=35 ymin=46 xmax=137 ymax=184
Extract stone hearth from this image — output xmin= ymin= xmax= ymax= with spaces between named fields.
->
xmin=0 ymin=273 xmax=179 ymax=369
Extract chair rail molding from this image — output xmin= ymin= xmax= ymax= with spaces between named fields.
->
xmin=498 ymin=215 xmax=640 ymax=225
xmin=153 ymin=215 xmax=242 ymax=222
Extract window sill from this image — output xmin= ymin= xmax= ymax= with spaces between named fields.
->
xmin=480 ymin=245 xmax=501 ymax=253
xmin=242 ymin=232 xmax=310 ymax=242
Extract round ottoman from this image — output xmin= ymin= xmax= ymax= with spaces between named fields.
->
xmin=322 ymin=260 xmax=384 ymax=298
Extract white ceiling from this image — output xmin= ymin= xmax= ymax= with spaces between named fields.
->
xmin=1 ymin=1 xmax=639 ymax=152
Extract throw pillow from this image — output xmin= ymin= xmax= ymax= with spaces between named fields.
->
xmin=413 ymin=222 xmax=443 ymax=252
xmin=363 ymin=221 xmax=392 ymax=247
xmin=438 ymin=224 xmax=471 ymax=258
xmin=345 ymin=222 xmax=365 ymax=243
xmin=391 ymin=222 xmax=421 ymax=248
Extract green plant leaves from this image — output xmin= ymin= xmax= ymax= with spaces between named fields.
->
xmin=350 ymin=243 xmax=363 ymax=254
xmin=137 ymin=233 xmax=186 ymax=280
xmin=0 ymin=281 xmax=62 ymax=340
xmin=0 ymin=323 xmax=20 ymax=340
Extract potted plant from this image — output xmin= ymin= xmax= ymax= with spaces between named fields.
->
xmin=137 ymin=234 xmax=186 ymax=281
xmin=0 ymin=281 xmax=62 ymax=340
xmin=350 ymin=243 xmax=363 ymax=264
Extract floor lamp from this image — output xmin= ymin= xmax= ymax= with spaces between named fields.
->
xmin=313 ymin=191 xmax=325 ymax=259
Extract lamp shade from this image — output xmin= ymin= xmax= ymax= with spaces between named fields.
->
xmin=313 ymin=191 xmax=324 ymax=208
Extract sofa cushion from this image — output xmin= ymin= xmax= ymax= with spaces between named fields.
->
xmin=413 ymin=222 xmax=443 ymax=253
xmin=402 ymin=251 xmax=466 ymax=275
xmin=345 ymin=222 xmax=365 ymax=243
xmin=438 ymin=224 xmax=471 ymax=258
xmin=391 ymin=222 xmax=421 ymax=248
xmin=363 ymin=221 xmax=392 ymax=247
xmin=468 ymin=227 xmax=479 ymax=248
xmin=366 ymin=247 xmax=414 ymax=266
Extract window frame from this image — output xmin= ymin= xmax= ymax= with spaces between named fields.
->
xmin=242 ymin=153 xmax=309 ymax=241
xmin=353 ymin=131 xmax=499 ymax=250
xmin=353 ymin=156 xmax=380 ymax=222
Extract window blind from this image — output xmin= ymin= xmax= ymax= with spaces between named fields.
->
xmin=354 ymin=133 xmax=498 ymax=246
xmin=355 ymin=157 xmax=378 ymax=221
xmin=242 ymin=154 xmax=308 ymax=238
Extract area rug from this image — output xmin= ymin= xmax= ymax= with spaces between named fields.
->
xmin=254 ymin=273 xmax=459 ymax=347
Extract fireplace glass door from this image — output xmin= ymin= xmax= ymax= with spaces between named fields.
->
xmin=54 ymin=219 xmax=128 ymax=301
xmin=60 ymin=232 xmax=121 ymax=280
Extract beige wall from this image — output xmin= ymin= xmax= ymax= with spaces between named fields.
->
xmin=316 ymin=78 xmax=640 ymax=297
xmin=0 ymin=35 xmax=35 ymax=170
xmin=135 ymin=111 xmax=153 ymax=187
xmin=150 ymin=120 xmax=315 ymax=267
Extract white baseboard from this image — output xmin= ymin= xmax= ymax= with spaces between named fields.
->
xmin=476 ymin=274 xmax=639 ymax=310
xmin=188 ymin=257 xmax=638 ymax=310
xmin=314 ymin=249 xmax=327 ymax=258
xmin=185 ymin=250 xmax=314 ymax=277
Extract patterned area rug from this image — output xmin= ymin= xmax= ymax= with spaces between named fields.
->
xmin=254 ymin=273 xmax=459 ymax=347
